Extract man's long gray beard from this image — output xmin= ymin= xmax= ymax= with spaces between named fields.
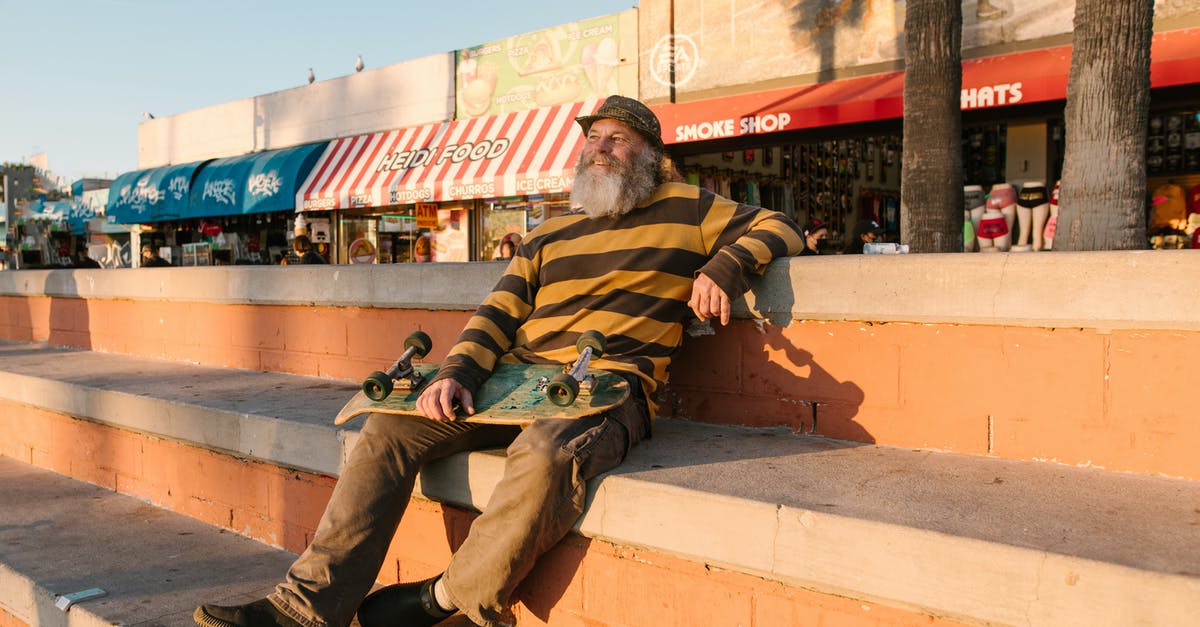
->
xmin=570 ymin=148 xmax=661 ymax=219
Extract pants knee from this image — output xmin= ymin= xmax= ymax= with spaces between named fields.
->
xmin=360 ymin=412 xmax=423 ymax=443
xmin=506 ymin=421 xmax=572 ymax=471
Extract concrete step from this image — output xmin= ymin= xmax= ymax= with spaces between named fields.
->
xmin=0 ymin=456 xmax=294 ymax=627
xmin=2 ymin=341 xmax=1199 ymax=626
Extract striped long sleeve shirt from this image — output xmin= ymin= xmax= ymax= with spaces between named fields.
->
xmin=432 ymin=182 xmax=803 ymax=412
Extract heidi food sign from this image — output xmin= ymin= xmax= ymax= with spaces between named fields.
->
xmin=456 ymin=14 xmax=620 ymax=119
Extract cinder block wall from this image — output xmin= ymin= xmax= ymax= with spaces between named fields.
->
xmin=2 ymin=251 xmax=1197 ymax=479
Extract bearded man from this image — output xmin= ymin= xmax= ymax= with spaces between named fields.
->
xmin=194 ymin=96 xmax=802 ymax=627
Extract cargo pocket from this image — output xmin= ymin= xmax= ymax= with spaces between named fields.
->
xmin=561 ymin=418 xmax=629 ymax=482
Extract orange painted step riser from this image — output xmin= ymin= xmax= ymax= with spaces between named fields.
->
xmin=0 ymin=408 xmax=965 ymax=627
xmin=3 ymin=296 xmax=1196 ymax=479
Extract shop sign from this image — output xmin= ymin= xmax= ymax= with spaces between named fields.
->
xmin=376 ymin=139 xmax=511 ymax=172
xmin=80 ymin=188 xmax=109 ymax=216
xmin=512 ymin=175 xmax=572 ymax=194
xmin=673 ymin=112 xmax=794 ymax=143
xmin=391 ymin=187 xmax=435 ymax=204
xmin=447 ymin=182 xmax=496 ymax=198
xmin=247 ymin=170 xmax=283 ymax=199
xmin=303 ymin=196 xmax=338 ymax=211
xmin=117 ymin=178 xmax=163 ymax=212
xmin=961 ymin=83 xmax=1024 ymax=110
xmin=455 ymin=13 xmax=621 ymax=119
xmin=167 ymin=175 xmax=190 ymax=201
xmin=415 ymin=203 xmax=439 ymax=229
xmin=349 ymin=193 xmax=376 ymax=208
xmin=202 ymin=179 xmax=238 ymax=206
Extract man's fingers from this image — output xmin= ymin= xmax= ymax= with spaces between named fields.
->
xmin=459 ymin=388 xmax=475 ymax=415
xmin=689 ymin=290 xmax=710 ymax=320
xmin=417 ymin=379 xmax=466 ymax=422
xmin=438 ymin=386 xmax=457 ymax=420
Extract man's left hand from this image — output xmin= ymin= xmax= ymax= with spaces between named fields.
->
xmin=416 ymin=378 xmax=474 ymax=422
xmin=688 ymin=272 xmax=731 ymax=325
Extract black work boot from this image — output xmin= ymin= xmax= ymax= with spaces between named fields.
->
xmin=193 ymin=598 xmax=300 ymax=627
xmin=356 ymin=576 xmax=456 ymax=627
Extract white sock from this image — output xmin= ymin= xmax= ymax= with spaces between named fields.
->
xmin=432 ymin=576 xmax=457 ymax=611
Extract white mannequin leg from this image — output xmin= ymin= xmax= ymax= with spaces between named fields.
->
xmin=998 ymin=204 xmax=1016 ymax=251
xmin=1011 ymin=205 xmax=1033 ymax=251
xmin=1032 ymin=203 xmax=1049 ymax=250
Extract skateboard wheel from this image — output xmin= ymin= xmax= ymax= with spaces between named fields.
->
xmin=576 ymin=331 xmax=605 ymax=358
xmin=363 ymin=371 xmax=395 ymax=401
xmin=546 ymin=373 xmax=580 ymax=407
xmin=404 ymin=331 xmax=433 ymax=358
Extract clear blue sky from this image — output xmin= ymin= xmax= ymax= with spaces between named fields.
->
xmin=0 ymin=0 xmax=636 ymax=184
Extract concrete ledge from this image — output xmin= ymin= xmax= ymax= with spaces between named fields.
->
xmin=746 ymin=249 xmax=1200 ymax=330
xmin=2 ymin=250 xmax=1198 ymax=330
xmin=0 ymin=457 xmax=294 ymax=627
xmin=0 ymin=343 xmax=359 ymax=476
xmin=1 ymin=341 xmax=1198 ymax=625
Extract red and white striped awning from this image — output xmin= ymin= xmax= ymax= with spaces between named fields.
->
xmin=296 ymin=99 xmax=600 ymax=211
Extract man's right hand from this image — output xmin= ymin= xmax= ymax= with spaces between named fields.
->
xmin=416 ymin=378 xmax=475 ymax=422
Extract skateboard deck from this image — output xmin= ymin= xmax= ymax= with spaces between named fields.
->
xmin=334 ymin=363 xmax=630 ymax=426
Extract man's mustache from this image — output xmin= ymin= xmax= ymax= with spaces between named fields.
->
xmin=582 ymin=153 xmax=623 ymax=168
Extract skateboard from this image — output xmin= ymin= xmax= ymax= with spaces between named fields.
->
xmin=334 ymin=330 xmax=630 ymax=426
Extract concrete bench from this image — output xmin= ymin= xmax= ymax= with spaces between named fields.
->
xmin=1 ymin=341 xmax=1198 ymax=626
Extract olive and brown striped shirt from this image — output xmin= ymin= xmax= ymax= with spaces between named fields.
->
xmin=432 ymin=182 xmax=803 ymax=412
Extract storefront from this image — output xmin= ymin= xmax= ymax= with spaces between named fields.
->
xmin=11 ymin=200 xmax=76 ymax=268
xmin=107 ymin=142 xmax=327 ymax=265
xmin=653 ymin=27 xmax=1200 ymax=251
xmin=296 ymin=99 xmax=597 ymax=263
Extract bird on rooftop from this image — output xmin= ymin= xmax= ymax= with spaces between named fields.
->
xmin=355 ymin=54 xmax=365 ymax=72
xmin=307 ymin=68 xmax=315 ymax=84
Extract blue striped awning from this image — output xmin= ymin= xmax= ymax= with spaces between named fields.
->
xmin=188 ymin=142 xmax=327 ymax=218
xmin=106 ymin=160 xmax=209 ymax=224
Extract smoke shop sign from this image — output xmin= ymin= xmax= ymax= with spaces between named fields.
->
xmin=673 ymin=112 xmax=793 ymax=142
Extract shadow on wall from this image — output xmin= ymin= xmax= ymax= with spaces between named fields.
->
xmin=667 ymin=318 xmax=872 ymax=444
xmin=47 ymin=269 xmax=93 ymax=351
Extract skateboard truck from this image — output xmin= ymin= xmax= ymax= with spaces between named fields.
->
xmin=362 ymin=331 xmax=433 ymax=401
xmin=545 ymin=331 xmax=606 ymax=407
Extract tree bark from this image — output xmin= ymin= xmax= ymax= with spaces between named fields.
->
xmin=900 ymin=0 xmax=963 ymax=253
xmin=1058 ymin=0 xmax=1154 ymax=250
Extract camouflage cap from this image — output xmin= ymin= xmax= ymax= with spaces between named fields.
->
xmin=575 ymin=95 xmax=664 ymax=149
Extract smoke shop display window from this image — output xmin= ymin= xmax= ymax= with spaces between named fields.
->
xmin=678 ymin=137 xmax=903 ymax=252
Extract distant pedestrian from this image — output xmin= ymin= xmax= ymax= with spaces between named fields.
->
xmin=74 ymin=247 xmax=102 ymax=268
xmin=842 ymin=219 xmax=884 ymax=254
xmin=282 ymin=234 xmax=326 ymax=264
xmin=798 ymin=219 xmax=828 ymax=256
xmin=141 ymin=244 xmax=172 ymax=267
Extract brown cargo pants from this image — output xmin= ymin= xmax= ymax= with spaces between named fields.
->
xmin=268 ymin=394 xmax=649 ymax=627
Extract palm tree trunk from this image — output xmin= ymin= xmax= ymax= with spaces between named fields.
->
xmin=1058 ymin=0 xmax=1154 ymax=250
xmin=900 ymin=0 xmax=963 ymax=253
